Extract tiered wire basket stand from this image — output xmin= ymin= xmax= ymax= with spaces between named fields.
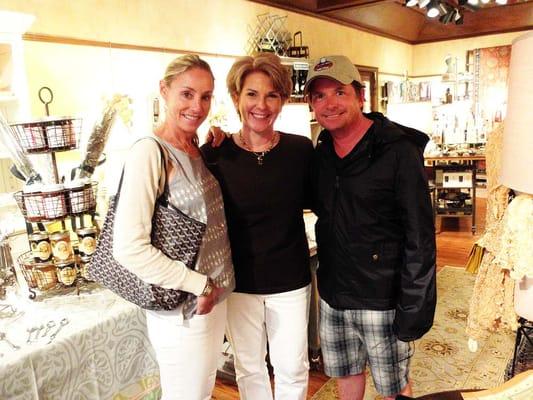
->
xmin=10 ymin=117 xmax=100 ymax=299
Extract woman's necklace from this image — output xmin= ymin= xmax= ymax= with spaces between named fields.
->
xmin=239 ymin=131 xmax=278 ymax=166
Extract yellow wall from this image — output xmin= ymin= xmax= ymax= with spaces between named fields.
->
xmin=0 ymin=0 xmax=412 ymax=73
xmin=412 ymin=32 xmax=527 ymax=76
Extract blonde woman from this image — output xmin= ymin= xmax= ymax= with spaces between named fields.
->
xmin=202 ymin=53 xmax=313 ymax=400
xmin=113 ymin=54 xmax=234 ymax=400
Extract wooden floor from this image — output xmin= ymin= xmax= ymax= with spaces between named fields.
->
xmin=213 ymin=196 xmax=487 ymax=399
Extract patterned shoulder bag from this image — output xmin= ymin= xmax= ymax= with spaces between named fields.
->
xmin=87 ymin=138 xmax=206 ymax=310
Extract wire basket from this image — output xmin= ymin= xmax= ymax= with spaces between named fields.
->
xmin=14 ymin=190 xmax=42 ymax=221
xmin=66 ymin=182 xmax=98 ymax=215
xmin=13 ymin=182 xmax=98 ymax=222
xmin=17 ymin=252 xmax=94 ymax=297
xmin=17 ymin=252 xmax=59 ymax=292
xmin=10 ymin=117 xmax=81 ymax=153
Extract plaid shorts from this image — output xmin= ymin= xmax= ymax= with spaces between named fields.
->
xmin=319 ymin=299 xmax=412 ymax=396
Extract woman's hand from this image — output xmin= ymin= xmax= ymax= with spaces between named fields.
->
xmin=196 ymin=285 xmax=225 ymax=315
xmin=205 ymin=126 xmax=230 ymax=147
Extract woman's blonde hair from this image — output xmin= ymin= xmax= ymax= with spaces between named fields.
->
xmin=226 ymin=53 xmax=292 ymax=101
xmin=162 ymin=54 xmax=214 ymax=87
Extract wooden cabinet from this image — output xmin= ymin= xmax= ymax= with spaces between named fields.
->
xmin=425 ymin=156 xmax=484 ymax=235
xmin=433 ymin=164 xmax=476 ymax=234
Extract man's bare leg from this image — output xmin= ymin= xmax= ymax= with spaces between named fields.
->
xmin=337 ymin=372 xmax=366 ymax=400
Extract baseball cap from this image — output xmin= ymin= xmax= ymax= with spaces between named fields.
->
xmin=303 ymin=55 xmax=362 ymax=95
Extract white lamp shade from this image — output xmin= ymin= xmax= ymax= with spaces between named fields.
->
xmin=514 ymin=276 xmax=533 ymax=320
xmin=501 ymin=31 xmax=533 ymax=194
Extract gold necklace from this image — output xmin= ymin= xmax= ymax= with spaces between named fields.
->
xmin=239 ymin=131 xmax=277 ymax=165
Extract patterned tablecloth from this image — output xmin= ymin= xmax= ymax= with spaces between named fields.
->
xmin=0 ymin=287 xmax=160 ymax=400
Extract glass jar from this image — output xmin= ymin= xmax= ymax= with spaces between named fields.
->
xmin=29 ymin=232 xmax=52 ymax=262
xmin=20 ymin=259 xmax=38 ymax=288
xmin=21 ymin=123 xmax=48 ymax=152
xmin=46 ymin=119 xmax=77 ymax=151
xmin=33 ymin=262 xmax=58 ymax=291
xmin=66 ymin=179 xmax=96 ymax=214
xmin=78 ymin=255 xmax=91 ymax=280
xmin=45 ymin=121 xmax=65 ymax=150
xmin=76 ymin=227 xmax=98 ymax=257
xmin=62 ymin=119 xmax=77 ymax=149
xmin=56 ymin=258 xmax=77 ymax=286
xmin=50 ymin=230 xmax=74 ymax=261
xmin=23 ymin=184 xmax=44 ymax=221
xmin=41 ymin=184 xmax=67 ymax=220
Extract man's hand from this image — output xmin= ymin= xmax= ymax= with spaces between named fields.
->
xmin=196 ymin=285 xmax=225 ymax=315
xmin=205 ymin=126 xmax=230 ymax=147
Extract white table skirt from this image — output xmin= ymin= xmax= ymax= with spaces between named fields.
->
xmin=0 ymin=287 xmax=160 ymax=399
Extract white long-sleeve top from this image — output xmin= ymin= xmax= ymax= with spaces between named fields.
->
xmin=112 ymin=137 xmax=234 ymax=306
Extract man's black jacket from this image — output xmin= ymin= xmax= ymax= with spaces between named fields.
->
xmin=313 ymin=112 xmax=437 ymax=342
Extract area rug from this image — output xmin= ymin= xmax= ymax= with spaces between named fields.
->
xmin=311 ymin=267 xmax=515 ymax=400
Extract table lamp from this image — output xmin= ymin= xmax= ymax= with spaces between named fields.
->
xmin=500 ymin=31 xmax=533 ymax=321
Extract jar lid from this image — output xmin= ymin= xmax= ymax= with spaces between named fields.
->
xmin=23 ymin=184 xmax=43 ymax=193
xmin=34 ymin=261 xmax=55 ymax=269
xmin=41 ymin=183 xmax=65 ymax=193
xmin=55 ymin=257 xmax=76 ymax=267
xmin=29 ymin=232 xmax=49 ymax=240
xmin=76 ymin=227 xmax=97 ymax=235
xmin=49 ymin=230 xmax=70 ymax=240
xmin=65 ymin=178 xmax=90 ymax=189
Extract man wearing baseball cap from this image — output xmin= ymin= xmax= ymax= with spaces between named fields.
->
xmin=305 ymin=55 xmax=436 ymax=400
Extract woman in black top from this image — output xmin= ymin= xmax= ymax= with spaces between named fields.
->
xmin=201 ymin=53 xmax=313 ymax=400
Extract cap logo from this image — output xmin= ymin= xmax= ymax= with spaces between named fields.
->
xmin=314 ymin=57 xmax=333 ymax=72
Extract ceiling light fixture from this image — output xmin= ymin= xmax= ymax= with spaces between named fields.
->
xmin=427 ymin=1 xmax=441 ymax=18
xmin=438 ymin=3 xmax=452 ymax=15
xmin=439 ymin=8 xmax=457 ymax=24
xmin=455 ymin=10 xmax=464 ymax=25
xmin=404 ymin=0 xmax=507 ymax=25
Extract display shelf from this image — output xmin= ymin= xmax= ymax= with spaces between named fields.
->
xmin=431 ymin=164 xmax=476 ymax=234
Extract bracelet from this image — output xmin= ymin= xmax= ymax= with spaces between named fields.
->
xmin=200 ymin=277 xmax=214 ymax=297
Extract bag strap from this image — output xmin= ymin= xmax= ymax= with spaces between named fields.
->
xmin=114 ymin=137 xmax=168 ymax=208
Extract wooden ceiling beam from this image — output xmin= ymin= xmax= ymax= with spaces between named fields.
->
xmin=316 ymin=0 xmax=389 ymax=12
xmin=248 ymin=0 xmax=533 ymax=43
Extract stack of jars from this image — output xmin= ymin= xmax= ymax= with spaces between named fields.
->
xmin=21 ymin=226 xmax=98 ymax=291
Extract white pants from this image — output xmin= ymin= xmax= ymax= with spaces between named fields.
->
xmin=226 ymin=285 xmax=311 ymax=400
xmin=146 ymin=301 xmax=227 ymax=400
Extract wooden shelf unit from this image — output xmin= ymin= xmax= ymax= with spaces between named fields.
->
xmin=427 ymin=161 xmax=477 ymax=234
